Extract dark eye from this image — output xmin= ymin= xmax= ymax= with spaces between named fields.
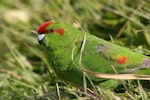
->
xmin=48 ymin=29 xmax=55 ymax=33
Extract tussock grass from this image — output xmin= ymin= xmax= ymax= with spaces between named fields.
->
xmin=0 ymin=0 xmax=150 ymax=99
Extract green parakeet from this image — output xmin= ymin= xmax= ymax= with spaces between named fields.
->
xmin=37 ymin=21 xmax=150 ymax=88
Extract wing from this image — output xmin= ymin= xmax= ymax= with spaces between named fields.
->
xmin=80 ymin=34 xmax=148 ymax=74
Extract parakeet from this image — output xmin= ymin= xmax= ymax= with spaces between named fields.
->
xmin=37 ymin=21 xmax=150 ymax=88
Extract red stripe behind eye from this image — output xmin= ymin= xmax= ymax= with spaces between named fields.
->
xmin=56 ymin=28 xmax=64 ymax=35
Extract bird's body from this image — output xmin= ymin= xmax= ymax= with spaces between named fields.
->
xmin=37 ymin=21 xmax=150 ymax=88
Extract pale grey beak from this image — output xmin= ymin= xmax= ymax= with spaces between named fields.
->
xmin=37 ymin=33 xmax=45 ymax=45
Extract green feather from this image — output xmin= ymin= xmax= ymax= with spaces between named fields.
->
xmin=41 ymin=21 xmax=150 ymax=88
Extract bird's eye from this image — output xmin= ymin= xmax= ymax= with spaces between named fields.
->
xmin=49 ymin=29 xmax=55 ymax=33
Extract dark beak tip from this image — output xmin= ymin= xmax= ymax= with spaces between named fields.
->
xmin=38 ymin=40 xmax=43 ymax=45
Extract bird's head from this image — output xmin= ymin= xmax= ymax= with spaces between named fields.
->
xmin=37 ymin=21 xmax=65 ymax=45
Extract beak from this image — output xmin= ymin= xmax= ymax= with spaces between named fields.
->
xmin=37 ymin=33 xmax=45 ymax=45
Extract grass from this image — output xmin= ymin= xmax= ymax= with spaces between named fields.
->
xmin=0 ymin=0 xmax=150 ymax=99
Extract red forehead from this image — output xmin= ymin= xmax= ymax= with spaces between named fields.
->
xmin=38 ymin=21 xmax=53 ymax=34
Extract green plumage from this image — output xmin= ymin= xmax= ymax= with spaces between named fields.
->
xmin=41 ymin=21 xmax=150 ymax=88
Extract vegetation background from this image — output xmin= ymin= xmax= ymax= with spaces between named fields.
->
xmin=0 ymin=0 xmax=150 ymax=99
